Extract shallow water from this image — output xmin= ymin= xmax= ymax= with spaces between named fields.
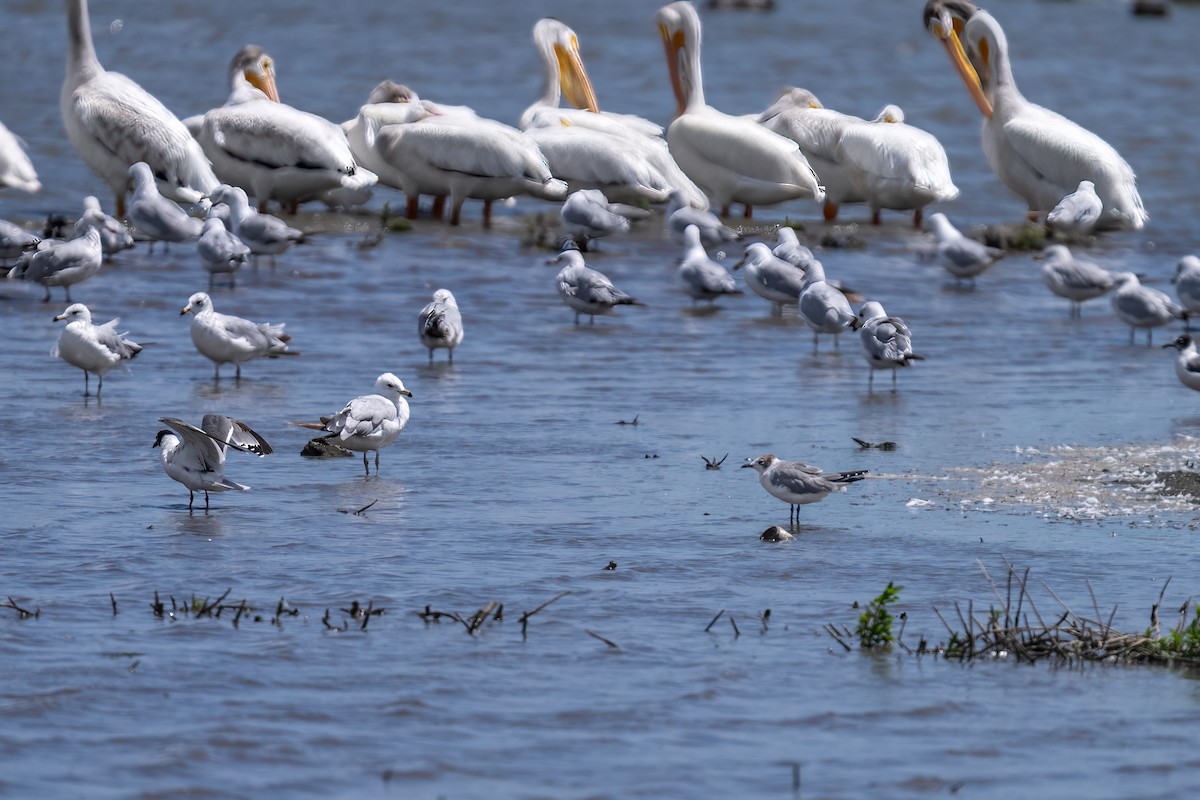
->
xmin=3 ymin=1 xmax=1200 ymax=798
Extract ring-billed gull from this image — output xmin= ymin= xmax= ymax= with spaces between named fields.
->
xmin=1046 ymin=180 xmax=1103 ymax=237
xmin=1039 ymin=244 xmax=1115 ymax=318
xmin=772 ymin=227 xmax=815 ymax=268
xmin=211 ymin=185 xmax=304 ymax=263
xmin=852 ymin=300 xmax=923 ymax=392
xmin=552 ymin=246 xmax=639 ymax=324
xmin=798 ymin=261 xmax=855 ymax=349
xmin=7 ymin=226 xmax=102 ymax=302
xmin=292 ymin=373 xmax=412 ymax=475
xmin=153 ymin=414 xmax=272 ymax=510
xmin=559 ymin=189 xmax=631 ymax=250
xmin=1110 ymin=272 xmax=1182 ymax=346
xmin=1171 ymin=255 xmax=1200 ymax=330
xmin=0 ymin=219 xmax=39 ymax=261
xmin=181 ymin=291 xmax=297 ymax=380
xmin=418 ymin=289 xmax=464 ymax=362
xmin=733 ymin=241 xmax=805 ymax=313
xmin=666 ymin=190 xmax=739 ymax=245
xmin=197 ymin=217 xmax=251 ymax=288
xmin=1164 ymin=336 xmax=1200 ymax=393
xmin=742 ymin=454 xmax=867 ymax=528
xmin=679 ymin=224 xmax=741 ymax=305
xmin=73 ymin=196 xmax=133 ymax=260
xmin=127 ymin=162 xmax=204 ymax=251
xmin=53 ymin=302 xmax=142 ymax=396
xmin=926 ymin=212 xmax=1005 ymax=288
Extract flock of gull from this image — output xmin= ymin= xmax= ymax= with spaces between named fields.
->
xmin=0 ymin=0 xmax=1195 ymax=521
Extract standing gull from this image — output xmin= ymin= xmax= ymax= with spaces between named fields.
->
xmin=1046 ymin=180 xmax=1103 ymax=237
xmin=742 ymin=454 xmax=868 ymax=528
xmin=292 ymin=373 xmax=412 ymax=475
xmin=733 ymin=241 xmax=806 ymax=313
xmin=678 ymin=224 xmax=740 ymax=306
xmin=52 ymin=302 xmax=142 ymax=396
xmin=418 ymin=289 xmax=464 ymax=363
xmin=665 ymin=190 xmax=739 ymax=245
xmin=1110 ymin=273 xmax=1183 ymax=346
xmin=74 ymin=196 xmax=133 ymax=260
xmin=153 ymin=415 xmax=272 ymax=510
xmin=772 ymin=226 xmax=815 ymax=268
xmin=127 ymin=162 xmax=203 ymax=250
xmin=798 ymin=261 xmax=856 ymax=350
xmin=559 ymin=189 xmax=632 ymax=250
xmin=181 ymin=291 xmax=296 ymax=379
xmin=552 ymin=247 xmax=639 ymax=324
xmin=853 ymin=300 xmax=923 ymax=392
xmin=210 ymin=184 xmax=303 ymax=263
xmin=7 ymin=226 xmax=102 ymax=302
xmin=926 ymin=212 xmax=1004 ymax=288
xmin=1039 ymin=244 xmax=1115 ymax=318
xmin=1171 ymin=255 xmax=1200 ymax=330
xmin=197 ymin=217 xmax=251 ymax=288
xmin=1164 ymin=336 xmax=1200 ymax=394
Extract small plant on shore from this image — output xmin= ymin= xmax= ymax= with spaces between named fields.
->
xmin=856 ymin=582 xmax=903 ymax=649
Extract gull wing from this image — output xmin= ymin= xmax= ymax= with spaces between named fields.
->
xmin=201 ymin=414 xmax=273 ymax=456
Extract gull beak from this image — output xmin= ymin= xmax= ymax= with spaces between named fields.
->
xmin=180 ymin=305 xmax=192 ymax=316
xmin=400 ymin=388 xmax=413 ymax=398
xmin=53 ymin=312 xmax=67 ymax=321
xmin=740 ymin=461 xmax=755 ymax=469
xmin=555 ymin=34 xmax=599 ymax=113
xmin=246 ymin=57 xmax=280 ymax=103
xmin=930 ymin=12 xmax=992 ymax=119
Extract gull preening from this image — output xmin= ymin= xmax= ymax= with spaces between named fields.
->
xmin=553 ymin=247 xmax=640 ymax=324
xmin=1110 ymin=273 xmax=1183 ymax=346
xmin=926 ymin=212 xmax=1005 ymax=288
xmin=52 ymin=302 xmax=142 ymax=396
xmin=1046 ymin=180 xmax=1103 ymax=237
xmin=798 ymin=261 xmax=856 ymax=349
xmin=181 ymin=291 xmax=297 ymax=380
xmin=418 ymin=289 xmax=464 ymax=363
xmin=742 ymin=454 xmax=868 ymax=528
xmin=678 ymin=224 xmax=741 ymax=305
xmin=127 ymin=162 xmax=203 ymax=250
xmin=292 ymin=373 xmax=412 ymax=475
xmin=153 ymin=415 xmax=272 ymax=510
xmin=853 ymin=300 xmax=923 ymax=392
xmin=7 ymin=225 xmax=102 ymax=302
xmin=1171 ymin=255 xmax=1200 ymax=330
xmin=1164 ymin=336 xmax=1200 ymax=394
xmin=1039 ymin=244 xmax=1115 ymax=318
xmin=74 ymin=196 xmax=133 ymax=260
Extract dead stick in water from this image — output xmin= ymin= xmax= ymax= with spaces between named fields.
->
xmin=705 ymin=609 xmax=725 ymax=632
xmin=109 ymin=592 xmax=118 ymax=617
xmin=585 ymin=629 xmax=618 ymax=649
xmin=518 ymin=590 xmax=571 ymax=640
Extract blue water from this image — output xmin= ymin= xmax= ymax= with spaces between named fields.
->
xmin=3 ymin=1 xmax=1200 ymax=798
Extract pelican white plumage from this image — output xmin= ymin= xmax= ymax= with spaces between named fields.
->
xmin=1110 ymin=273 xmax=1182 ymax=345
xmin=656 ymin=1 xmax=824 ymax=217
xmin=837 ymin=105 xmax=958 ymax=228
xmin=74 ymin=196 xmax=133 ymax=259
xmin=8 ymin=226 xmax=102 ymax=302
xmin=181 ymin=291 xmax=296 ymax=380
xmin=1039 ymin=244 xmax=1115 ymax=318
xmin=0 ymin=121 xmax=40 ymax=193
xmin=1172 ymin=255 xmax=1200 ymax=329
xmin=52 ymin=302 xmax=142 ymax=396
xmin=853 ymin=300 xmax=923 ymax=392
xmin=418 ymin=289 xmax=464 ymax=363
xmin=924 ymin=0 xmax=1146 ymax=230
xmin=291 ymin=373 xmax=412 ymax=475
xmin=61 ymin=0 xmax=217 ymax=218
xmin=153 ymin=415 xmax=272 ymax=510
xmin=199 ymin=46 xmax=375 ymax=213
xmin=1046 ymin=180 xmax=1103 ymax=236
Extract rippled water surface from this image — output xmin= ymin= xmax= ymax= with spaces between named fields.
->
xmin=3 ymin=1 xmax=1200 ymax=798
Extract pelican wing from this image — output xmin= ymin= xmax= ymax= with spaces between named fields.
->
xmin=382 ymin=119 xmax=549 ymax=181
xmin=203 ymin=101 xmax=354 ymax=173
xmin=839 ymin=123 xmax=957 ymax=197
xmin=673 ymin=113 xmax=813 ymax=185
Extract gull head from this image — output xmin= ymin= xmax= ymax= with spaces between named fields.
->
xmin=1164 ymin=335 xmax=1194 ymax=353
xmin=152 ymin=430 xmax=176 ymax=449
xmin=851 ymin=300 xmax=887 ymax=331
xmin=742 ymin=454 xmax=778 ymax=474
xmin=54 ymin=303 xmax=92 ymax=324
xmin=374 ymin=372 xmax=413 ymax=399
xmin=182 ymin=291 xmax=212 ymax=316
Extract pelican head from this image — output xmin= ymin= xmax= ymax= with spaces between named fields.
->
xmin=874 ymin=104 xmax=905 ymax=124
xmin=230 ymin=45 xmax=279 ymax=102
xmin=656 ymin=1 xmax=704 ymax=117
xmin=532 ymin=19 xmax=599 ymax=114
xmin=923 ymin=0 xmax=992 ymax=119
xmin=366 ymin=80 xmax=418 ymax=105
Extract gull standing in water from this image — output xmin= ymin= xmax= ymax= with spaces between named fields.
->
xmin=74 ymin=196 xmax=133 ymax=260
xmin=0 ymin=120 xmax=41 ymax=193
xmin=552 ymin=245 xmax=639 ymax=324
xmin=678 ymin=224 xmax=740 ymax=306
xmin=52 ymin=302 xmax=142 ymax=396
xmin=1110 ymin=273 xmax=1182 ymax=345
xmin=7 ymin=226 xmax=102 ymax=302
xmin=926 ymin=212 xmax=1004 ymax=288
xmin=772 ymin=227 xmax=815 ymax=268
xmin=127 ymin=162 xmax=203 ymax=251
xmin=418 ymin=289 xmax=464 ymax=363
xmin=1046 ymin=180 xmax=1103 ymax=237
xmin=798 ymin=261 xmax=856 ymax=350
xmin=292 ymin=373 xmax=412 ymax=475
xmin=210 ymin=184 xmax=303 ymax=263
xmin=153 ymin=415 xmax=272 ymax=511
xmin=733 ymin=241 xmax=806 ymax=314
xmin=665 ymin=190 xmax=739 ymax=245
xmin=853 ymin=300 xmax=923 ymax=392
xmin=1171 ymin=255 xmax=1200 ymax=330
xmin=559 ymin=189 xmax=637 ymax=250
xmin=197 ymin=217 xmax=251 ymax=288
xmin=181 ymin=291 xmax=296 ymax=379
xmin=742 ymin=454 xmax=868 ymax=528
xmin=1164 ymin=336 xmax=1200 ymax=394
xmin=1039 ymin=244 xmax=1115 ymax=318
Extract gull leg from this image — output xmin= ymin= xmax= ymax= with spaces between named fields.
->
xmin=97 ymin=373 xmax=104 ymax=398
xmin=449 ymin=199 xmax=464 ymax=227
xmin=868 ymin=370 xmax=873 ymax=393
xmin=375 ymin=450 xmax=381 ymax=474
xmin=84 ymin=370 xmax=90 ymax=397
xmin=42 ymin=284 xmax=52 ymax=303
xmin=1128 ymin=327 xmax=1135 ymax=345
xmin=448 ymin=348 xmax=454 ymax=364
xmin=236 ymin=363 xmax=242 ymax=381
xmin=188 ymin=490 xmax=194 ymax=510
xmin=204 ymin=491 xmax=210 ymax=510
xmin=428 ymin=349 xmax=434 ymax=365
xmin=362 ymin=452 xmax=369 ymax=475
xmin=892 ymin=370 xmax=898 ymax=393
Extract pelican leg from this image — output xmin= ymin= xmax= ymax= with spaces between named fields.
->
xmin=406 ymin=195 xmax=419 ymax=219
xmin=823 ymin=203 xmax=839 ymax=222
xmin=482 ymin=200 xmax=493 ymax=228
xmin=432 ymin=195 xmax=446 ymax=221
xmin=720 ymin=205 xmax=731 ymax=218
xmin=912 ymin=209 xmax=924 ymax=229
xmin=743 ymin=204 xmax=753 ymax=219
xmin=115 ymin=194 xmax=126 ymax=221
xmin=871 ymin=208 xmax=882 ymax=226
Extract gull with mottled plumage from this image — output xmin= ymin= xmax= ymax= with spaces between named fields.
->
xmin=197 ymin=217 xmax=251 ymax=288
xmin=153 ymin=414 xmax=272 ymax=510
xmin=1164 ymin=336 xmax=1200 ymax=393
xmin=418 ymin=289 xmax=464 ymax=362
xmin=1110 ymin=272 xmax=1182 ymax=345
xmin=553 ymin=247 xmax=639 ymax=324
xmin=733 ymin=241 xmax=806 ymax=313
xmin=853 ymin=300 xmax=923 ymax=392
xmin=1039 ymin=244 xmax=1115 ymax=318
xmin=798 ymin=261 xmax=856 ymax=349
xmin=926 ymin=212 xmax=1004 ymax=287
xmin=1046 ymin=180 xmax=1103 ymax=236
xmin=7 ymin=226 xmax=101 ymax=302
xmin=1172 ymin=255 xmax=1200 ymax=330
xmin=742 ymin=454 xmax=868 ymax=528
xmin=127 ymin=162 xmax=202 ymax=250
xmin=292 ymin=373 xmax=412 ymax=475
xmin=52 ymin=302 xmax=142 ymax=396
xmin=678 ymin=224 xmax=740 ymax=305
xmin=181 ymin=291 xmax=296 ymax=379
xmin=74 ymin=196 xmax=133 ymax=260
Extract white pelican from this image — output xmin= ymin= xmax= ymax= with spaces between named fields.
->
xmin=924 ymin=0 xmax=1146 ymax=230
xmin=0 ymin=121 xmax=40 ymax=193
xmin=199 ymin=46 xmax=375 ymax=214
xmin=153 ymin=415 xmax=272 ymax=511
xmin=656 ymin=1 xmax=824 ymax=218
xmin=552 ymin=246 xmax=640 ymax=324
xmin=290 ymin=373 xmax=412 ymax=476
xmin=758 ymin=88 xmax=865 ymax=222
xmin=853 ymin=301 xmax=923 ymax=392
xmin=418 ymin=289 xmax=464 ymax=363
xmin=53 ymin=302 xmax=142 ymax=396
xmin=522 ymin=18 xmax=709 ymax=209
xmin=61 ymin=0 xmax=217 ymax=218
xmin=837 ymin=105 xmax=958 ymax=228
xmin=1038 ymin=244 xmax=1115 ymax=318
xmin=181 ymin=291 xmax=297 ymax=380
